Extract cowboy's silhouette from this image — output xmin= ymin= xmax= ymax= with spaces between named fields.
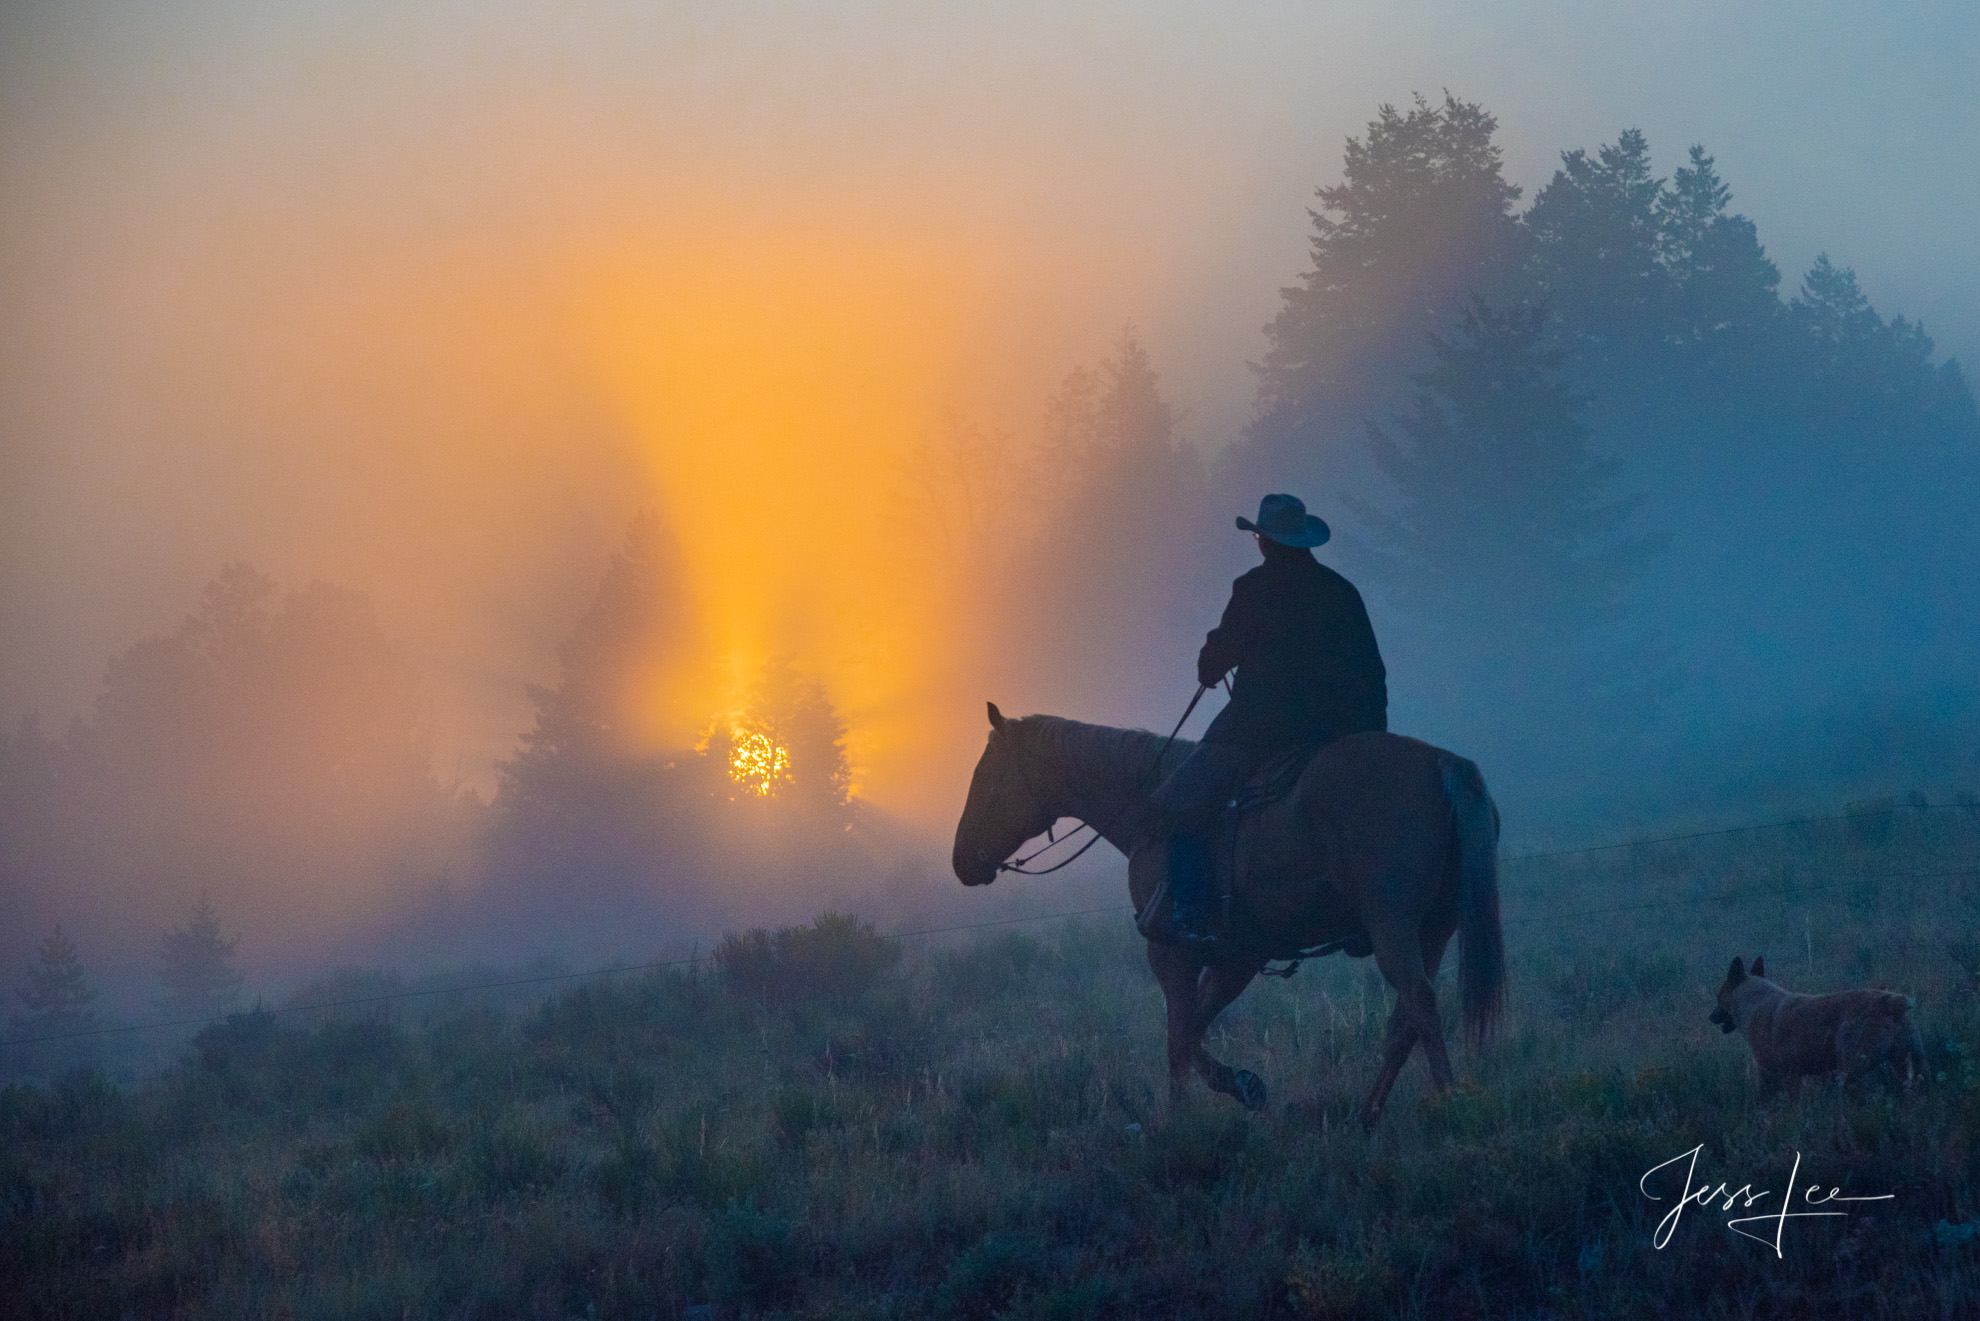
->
xmin=1144 ymin=493 xmax=1388 ymax=948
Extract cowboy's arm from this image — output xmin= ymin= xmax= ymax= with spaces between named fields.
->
xmin=1196 ymin=576 xmax=1255 ymax=685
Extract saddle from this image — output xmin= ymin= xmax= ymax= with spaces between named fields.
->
xmin=1140 ymin=740 xmax=1375 ymax=963
xmin=1230 ymin=741 xmax=1320 ymax=814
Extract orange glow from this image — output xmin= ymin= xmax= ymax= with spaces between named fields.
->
xmin=581 ymin=222 xmax=991 ymax=814
xmin=726 ymin=728 xmax=793 ymax=797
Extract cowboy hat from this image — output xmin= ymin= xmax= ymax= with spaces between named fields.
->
xmin=1236 ymin=492 xmax=1330 ymax=547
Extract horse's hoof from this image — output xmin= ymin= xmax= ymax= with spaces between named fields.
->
xmin=1232 ymin=1069 xmax=1268 ymax=1112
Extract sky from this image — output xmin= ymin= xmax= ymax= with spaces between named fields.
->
xmin=3 ymin=0 xmax=1975 ymax=827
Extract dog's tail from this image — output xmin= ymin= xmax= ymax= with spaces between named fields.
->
xmin=1440 ymin=752 xmax=1504 ymax=1049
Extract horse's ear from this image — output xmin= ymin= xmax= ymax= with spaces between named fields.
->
xmin=1751 ymin=955 xmax=1765 ymax=979
xmin=1727 ymin=956 xmax=1745 ymax=984
xmin=987 ymin=702 xmax=1006 ymax=730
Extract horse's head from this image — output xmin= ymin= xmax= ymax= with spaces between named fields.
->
xmin=952 ymin=702 xmax=1060 ymax=886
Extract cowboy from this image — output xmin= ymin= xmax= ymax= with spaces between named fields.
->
xmin=1144 ymin=493 xmax=1388 ymax=949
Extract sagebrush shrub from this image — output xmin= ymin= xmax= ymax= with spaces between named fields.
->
xmin=714 ymin=911 xmax=901 ymax=1007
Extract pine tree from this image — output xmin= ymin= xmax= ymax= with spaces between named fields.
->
xmin=26 ymin=561 xmax=469 ymax=969
xmin=494 ymin=512 xmax=697 ymax=841
xmin=722 ymin=657 xmax=852 ymax=816
xmin=1777 ymin=253 xmax=1980 ymax=620
xmin=482 ymin=513 xmax=713 ymax=926
xmin=1015 ymin=333 xmax=1211 ymax=723
xmin=1253 ymin=94 xmax=1527 ymax=445
xmin=1654 ymin=145 xmax=1781 ymax=363
xmin=1526 ymin=129 xmax=1666 ymax=371
xmin=1353 ymin=301 xmax=1663 ymax=765
xmin=895 ymin=412 xmax=1028 ymax=574
xmin=508 ymin=511 xmax=694 ymax=772
xmin=12 ymin=926 xmax=98 ymax=1034
xmin=157 ymin=894 xmax=243 ymax=1019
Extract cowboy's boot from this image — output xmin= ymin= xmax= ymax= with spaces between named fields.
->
xmin=1162 ymin=827 xmax=1220 ymax=951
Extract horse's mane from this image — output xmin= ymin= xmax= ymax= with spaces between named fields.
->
xmin=1015 ymin=714 xmax=1196 ymax=798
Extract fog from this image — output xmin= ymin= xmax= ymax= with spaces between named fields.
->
xmin=3 ymin=2 xmax=1977 ymax=1012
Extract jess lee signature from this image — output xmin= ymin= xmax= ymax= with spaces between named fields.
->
xmin=1640 ymin=1145 xmax=1894 ymax=1256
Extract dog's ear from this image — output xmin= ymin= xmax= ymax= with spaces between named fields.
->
xmin=987 ymin=701 xmax=1006 ymax=730
xmin=1727 ymin=956 xmax=1745 ymax=985
xmin=1751 ymin=954 xmax=1765 ymax=978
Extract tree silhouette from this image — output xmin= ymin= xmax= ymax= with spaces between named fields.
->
xmin=8 ymin=561 xmax=473 ymax=960
xmin=1013 ymin=333 xmax=1213 ymax=723
xmin=1221 ymin=96 xmax=1980 ymax=814
xmin=482 ymin=513 xmax=716 ymax=936
xmin=481 ymin=512 xmax=878 ymax=946
xmin=12 ymin=925 xmax=98 ymax=1035
xmin=895 ymin=412 xmax=1028 ymax=575
xmin=157 ymin=894 xmax=244 ymax=1019
xmin=510 ymin=511 xmax=694 ymax=771
xmin=1526 ymin=129 xmax=1666 ymax=374
xmin=1353 ymin=300 xmax=1663 ymax=767
xmin=495 ymin=513 xmax=697 ymax=833
xmin=1787 ymin=252 xmax=1975 ymax=454
xmin=1653 ymin=145 xmax=1782 ymax=374
xmin=719 ymin=657 xmax=852 ymax=816
xmin=1251 ymin=92 xmax=1527 ymax=477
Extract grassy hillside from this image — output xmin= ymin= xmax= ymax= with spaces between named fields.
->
xmin=6 ymin=803 xmax=1980 ymax=1318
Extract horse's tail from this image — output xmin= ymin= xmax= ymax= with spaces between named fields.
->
xmin=1439 ymin=752 xmax=1505 ymax=1049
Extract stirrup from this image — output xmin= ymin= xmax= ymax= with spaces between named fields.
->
xmin=1134 ymin=878 xmax=1174 ymax=943
xmin=1136 ymin=880 xmax=1222 ymax=951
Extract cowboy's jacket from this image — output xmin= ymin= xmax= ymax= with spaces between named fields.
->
xmin=1197 ymin=549 xmax=1387 ymax=758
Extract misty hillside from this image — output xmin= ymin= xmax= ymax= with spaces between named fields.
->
xmin=6 ymin=94 xmax=1976 ymax=1015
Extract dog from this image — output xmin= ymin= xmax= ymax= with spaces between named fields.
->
xmin=1710 ymin=955 xmax=1924 ymax=1093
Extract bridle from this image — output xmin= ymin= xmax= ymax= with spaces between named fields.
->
xmin=993 ymin=683 xmax=1211 ymax=876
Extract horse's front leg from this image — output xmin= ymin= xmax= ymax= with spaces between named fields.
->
xmin=1147 ymin=942 xmax=1268 ymax=1110
xmin=1148 ymin=941 xmax=1205 ymax=1106
xmin=1191 ymin=957 xmax=1268 ymax=1110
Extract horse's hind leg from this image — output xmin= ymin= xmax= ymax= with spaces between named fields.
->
xmin=1411 ymin=923 xmax=1458 ymax=1089
xmin=1359 ymin=1010 xmax=1419 ymax=1128
xmin=1359 ymin=922 xmax=1456 ymax=1127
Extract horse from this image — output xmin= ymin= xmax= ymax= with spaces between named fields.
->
xmin=951 ymin=703 xmax=1504 ymax=1127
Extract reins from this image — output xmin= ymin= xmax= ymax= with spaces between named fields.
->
xmin=994 ymin=683 xmax=1210 ymax=876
